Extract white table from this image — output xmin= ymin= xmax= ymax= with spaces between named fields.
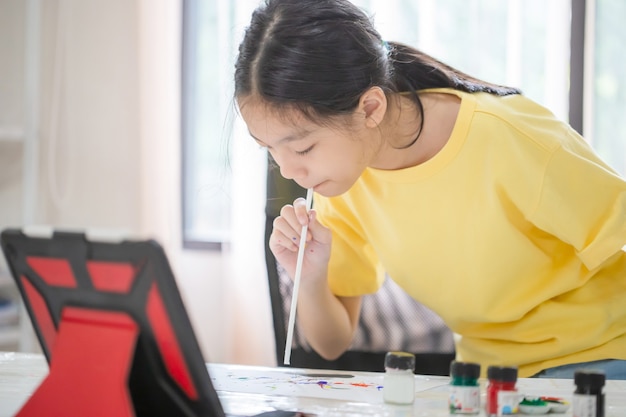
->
xmin=1 ymin=351 xmax=625 ymax=416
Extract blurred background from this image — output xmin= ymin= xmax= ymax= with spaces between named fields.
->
xmin=0 ymin=0 xmax=625 ymax=367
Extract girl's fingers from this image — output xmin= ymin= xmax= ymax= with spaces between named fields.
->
xmin=272 ymin=198 xmax=320 ymax=253
xmin=307 ymin=210 xmax=331 ymax=245
xmin=271 ymin=223 xmax=299 ymax=251
xmin=269 ymin=228 xmax=299 ymax=252
xmin=292 ymin=197 xmax=311 ymax=225
xmin=273 ymin=213 xmax=302 ymax=244
xmin=279 ymin=204 xmax=304 ymax=230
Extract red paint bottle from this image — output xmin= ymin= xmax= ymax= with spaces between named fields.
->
xmin=486 ymin=366 xmax=519 ymax=416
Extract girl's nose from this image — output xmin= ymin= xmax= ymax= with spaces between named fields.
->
xmin=278 ymin=159 xmax=305 ymax=181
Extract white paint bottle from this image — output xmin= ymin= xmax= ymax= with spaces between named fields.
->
xmin=383 ymin=351 xmax=416 ymax=405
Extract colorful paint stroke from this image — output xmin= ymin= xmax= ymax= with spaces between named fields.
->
xmin=207 ymin=365 xmax=445 ymax=403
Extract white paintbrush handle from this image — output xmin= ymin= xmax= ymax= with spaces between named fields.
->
xmin=283 ymin=188 xmax=314 ymax=365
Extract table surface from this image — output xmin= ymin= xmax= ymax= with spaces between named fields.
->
xmin=1 ymin=351 xmax=625 ymax=416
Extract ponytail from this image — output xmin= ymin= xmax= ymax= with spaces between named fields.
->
xmin=387 ymin=41 xmax=521 ymax=96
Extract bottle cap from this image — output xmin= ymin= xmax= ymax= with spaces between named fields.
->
xmin=487 ymin=365 xmax=518 ymax=382
xmin=450 ymin=361 xmax=481 ymax=379
xmin=385 ymin=351 xmax=416 ymax=371
xmin=574 ymin=370 xmax=606 ymax=388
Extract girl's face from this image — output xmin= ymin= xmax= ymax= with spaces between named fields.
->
xmin=239 ymin=98 xmax=376 ymax=197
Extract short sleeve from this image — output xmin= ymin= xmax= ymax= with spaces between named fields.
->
xmin=314 ymin=195 xmax=385 ymax=296
xmin=531 ymin=143 xmax=626 ymax=270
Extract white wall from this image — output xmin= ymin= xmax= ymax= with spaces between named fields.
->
xmin=0 ymin=0 xmax=276 ymax=367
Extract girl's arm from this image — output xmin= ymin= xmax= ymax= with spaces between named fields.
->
xmin=270 ymin=198 xmax=361 ymax=359
xmin=296 ymin=278 xmax=362 ymax=360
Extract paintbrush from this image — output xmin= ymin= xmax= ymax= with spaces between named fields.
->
xmin=283 ymin=187 xmax=314 ymax=365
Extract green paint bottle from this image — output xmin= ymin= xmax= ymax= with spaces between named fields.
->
xmin=449 ymin=361 xmax=481 ymax=414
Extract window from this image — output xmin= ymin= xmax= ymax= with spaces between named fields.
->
xmin=181 ymin=1 xmax=236 ymax=249
xmin=353 ymin=0 xmax=571 ymax=120
xmin=589 ymin=0 xmax=626 ymax=174
xmin=181 ymin=0 xmax=625 ymax=248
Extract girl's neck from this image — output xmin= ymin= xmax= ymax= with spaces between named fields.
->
xmin=370 ymin=92 xmax=461 ymax=170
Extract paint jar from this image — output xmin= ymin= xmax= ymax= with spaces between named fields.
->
xmin=573 ymin=370 xmax=605 ymax=417
xmin=449 ymin=361 xmax=481 ymax=414
xmin=486 ymin=365 xmax=519 ymax=416
xmin=383 ymin=351 xmax=416 ymax=405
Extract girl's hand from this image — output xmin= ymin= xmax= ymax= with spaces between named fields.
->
xmin=269 ymin=197 xmax=332 ymax=285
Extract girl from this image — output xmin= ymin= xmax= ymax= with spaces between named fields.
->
xmin=234 ymin=0 xmax=626 ymax=378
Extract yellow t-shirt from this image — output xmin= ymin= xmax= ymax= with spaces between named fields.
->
xmin=314 ymin=88 xmax=626 ymax=377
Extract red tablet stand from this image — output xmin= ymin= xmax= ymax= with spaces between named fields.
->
xmin=16 ymin=307 xmax=139 ymax=417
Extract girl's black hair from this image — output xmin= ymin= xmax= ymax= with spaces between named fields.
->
xmin=234 ymin=0 xmax=521 ymax=145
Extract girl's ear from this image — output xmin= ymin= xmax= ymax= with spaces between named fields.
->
xmin=358 ymin=86 xmax=387 ymax=128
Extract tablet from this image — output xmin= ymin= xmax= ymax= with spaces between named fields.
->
xmin=1 ymin=228 xmax=225 ymax=417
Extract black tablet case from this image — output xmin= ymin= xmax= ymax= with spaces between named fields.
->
xmin=1 ymin=228 xmax=226 ymax=417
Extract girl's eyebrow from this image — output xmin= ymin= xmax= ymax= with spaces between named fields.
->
xmin=248 ymin=129 xmax=312 ymax=147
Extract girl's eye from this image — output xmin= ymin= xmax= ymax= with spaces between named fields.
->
xmin=295 ymin=145 xmax=314 ymax=156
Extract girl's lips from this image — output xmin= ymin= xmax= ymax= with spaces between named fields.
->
xmin=298 ymin=181 xmax=324 ymax=191
xmin=312 ymin=181 xmax=327 ymax=191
